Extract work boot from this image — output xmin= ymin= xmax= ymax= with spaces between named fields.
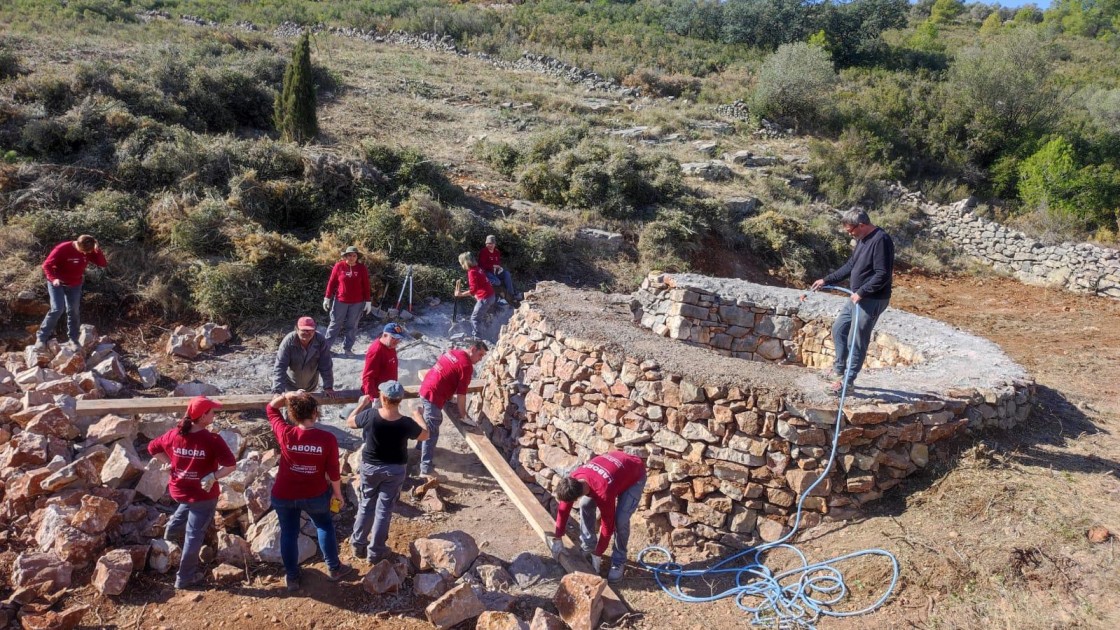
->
xmin=32 ymin=340 xmax=47 ymax=352
xmin=174 ymin=572 xmax=205 ymax=589
xmin=285 ymin=574 xmax=301 ymax=592
xmin=327 ymin=564 xmax=354 ymax=582
xmin=608 ymin=565 xmax=624 ymax=583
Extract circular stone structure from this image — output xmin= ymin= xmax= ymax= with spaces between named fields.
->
xmin=476 ymin=273 xmax=1035 ymax=558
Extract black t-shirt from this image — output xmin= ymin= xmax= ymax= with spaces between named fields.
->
xmin=355 ymin=408 xmax=424 ymax=466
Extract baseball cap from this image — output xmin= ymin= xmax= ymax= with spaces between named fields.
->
xmin=382 ymin=323 xmax=407 ymax=340
xmin=297 ymin=316 xmax=317 ymax=331
xmin=485 ymin=234 xmax=496 ymax=244
xmin=378 ymin=380 xmax=406 ymax=400
xmin=186 ymin=395 xmax=222 ymax=420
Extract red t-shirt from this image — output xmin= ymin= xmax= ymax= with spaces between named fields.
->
xmin=324 ymin=261 xmax=371 ymax=304
xmin=478 ymin=247 xmax=502 ymax=274
xmin=361 ymin=339 xmax=399 ymax=397
xmin=266 ymin=405 xmax=341 ymax=500
xmin=466 ymin=266 xmax=494 ymax=301
xmin=42 ymin=241 xmax=108 ymax=287
xmin=148 ymin=428 xmax=236 ymax=503
xmin=555 ymin=451 xmax=646 ymax=555
xmin=419 ymin=349 xmax=474 ymax=408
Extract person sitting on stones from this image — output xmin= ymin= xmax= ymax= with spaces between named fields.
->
xmin=266 ymin=390 xmax=352 ymax=591
xmin=415 ymin=339 xmax=488 ymax=477
xmin=148 ymin=395 xmax=237 ymax=589
xmin=345 ymin=381 xmax=429 ymax=564
xmin=35 ymin=234 xmax=108 ymax=352
xmin=271 ymin=316 xmax=335 ymax=395
xmin=478 ymin=234 xmax=519 ymax=307
xmin=453 ymin=251 xmax=495 ymax=339
xmin=549 ymin=451 xmax=647 ymax=583
xmin=323 ymin=246 xmax=372 ymax=355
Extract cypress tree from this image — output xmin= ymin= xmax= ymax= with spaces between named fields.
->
xmin=275 ymin=32 xmax=317 ymax=144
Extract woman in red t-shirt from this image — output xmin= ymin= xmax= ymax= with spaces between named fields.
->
xmin=148 ymin=396 xmax=237 ymax=589
xmin=453 ymin=251 xmax=495 ymax=339
xmin=266 ymin=391 xmax=351 ymax=591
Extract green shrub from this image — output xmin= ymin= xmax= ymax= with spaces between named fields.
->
xmin=638 ymin=209 xmax=704 ymax=272
xmin=227 ymin=170 xmax=327 ymax=233
xmin=0 ymin=48 xmax=22 ymax=80
xmin=275 ymin=33 xmax=317 ymax=144
xmin=472 ymin=140 xmax=521 ymax=178
xmin=510 ymin=225 xmax=571 ymax=275
xmin=1018 ymin=137 xmax=1120 ymax=232
xmin=750 ymin=42 xmax=837 ymax=130
xmin=518 ymin=162 xmax=568 ymax=206
xmin=170 ymin=198 xmax=233 ymax=257
xmin=808 ymin=127 xmax=899 ymax=207
xmin=12 ymin=74 xmax=75 ymax=115
xmin=740 ymin=210 xmax=843 ymax=282
xmin=14 ymin=206 xmax=139 ymax=246
xmin=183 ymin=67 xmax=277 ymax=132
xmin=362 ymin=143 xmax=461 ymax=203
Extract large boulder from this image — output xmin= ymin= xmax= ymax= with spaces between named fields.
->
xmin=40 ymin=446 xmax=107 ymax=492
xmin=218 ymin=428 xmax=245 ymax=459
xmin=92 ymin=549 xmax=133 ymax=595
xmin=100 ymin=442 xmax=144 ymax=488
xmin=86 ymin=414 xmax=138 ymax=444
xmin=196 ymin=323 xmax=232 ymax=351
xmin=148 ymin=539 xmax=181 ymax=574
xmin=361 ymin=559 xmax=402 ymax=594
xmin=414 ymin=572 xmax=450 ymax=599
xmin=71 ymin=494 xmax=119 ymax=535
xmin=25 ymin=406 xmax=78 ymax=440
xmin=553 ymin=573 xmax=607 ymax=630
xmin=12 ymin=552 xmax=72 ymax=603
xmin=247 ymin=510 xmax=315 ymax=564
xmin=410 ymin=530 xmax=480 ymax=578
xmin=425 ymin=583 xmax=485 ymax=630
xmin=135 ymin=459 xmax=170 ymax=501
xmin=137 ymin=364 xmax=159 ymax=389
xmin=216 ymin=531 xmax=252 ymax=565
xmin=49 ymin=348 xmax=86 ymax=376
xmin=166 ymin=326 xmax=200 ymax=359
xmin=138 ymin=413 xmax=177 ymax=440
xmin=92 ymin=355 xmax=127 ymax=382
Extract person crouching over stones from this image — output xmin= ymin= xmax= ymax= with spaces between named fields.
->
xmin=35 ymin=234 xmax=107 ymax=352
xmin=272 ymin=316 xmax=335 ymax=396
xmin=323 ymin=246 xmax=371 ymax=355
xmin=345 ymin=381 xmax=428 ymax=564
xmin=416 ymin=340 xmax=488 ymax=477
xmin=549 ymin=451 xmax=647 ymax=583
xmin=453 ymin=251 xmax=495 ymax=339
xmin=479 ymin=234 xmax=519 ymax=307
xmin=266 ymin=391 xmax=352 ymax=591
xmin=148 ymin=396 xmax=237 ymax=589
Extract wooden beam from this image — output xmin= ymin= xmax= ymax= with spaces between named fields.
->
xmin=445 ymin=413 xmax=631 ymax=622
xmin=73 ymin=380 xmax=485 ymax=417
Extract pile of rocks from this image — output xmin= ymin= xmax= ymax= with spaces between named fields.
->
xmin=476 ymin=278 xmax=1034 ymax=559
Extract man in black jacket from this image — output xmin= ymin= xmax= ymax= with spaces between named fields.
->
xmin=811 ymin=209 xmax=894 ymax=393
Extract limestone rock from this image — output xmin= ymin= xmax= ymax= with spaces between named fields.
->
xmin=149 ymin=539 xmax=181 ymax=574
xmin=25 ymin=406 xmax=78 ymax=439
xmin=92 ymin=549 xmax=133 ymax=595
xmin=476 ymin=611 xmax=528 ymax=630
xmin=553 ymin=572 xmax=606 ymax=630
xmin=476 ymin=563 xmax=514 ymax=592
xmin=12 ymin=552 xmax=72 ymax=601
xmin=196 ymin=323 xmax=232 ymax=350
xmin=50 ymin=348 xmax=86 ymax=375
xmin=71 ymin=494 xmax=119 ymax=535
xmin=216 ymin=531 xmax=253 ymax=565
xmin=414 ymin=572 xmax=449 ymax=599
xmin=757 ymin=518 xmax=786 ymax=542
xmin=166 ymin=327 xmax=200 ymax=359
xmin=92 ymin=355 xmax=127 ymax=382
xmin=211 ymin=563 xmax=243 ymax=584
xmin=410 ymin=530 xmax=480 ymax=578
xmin=361 ymin=559 xmax=402 ymax=594
xmin=173 ymin=380 xmax=220 ymax=397
xmin=86 ymin=414 xmax=138 ymax=444
xmin=100 ymin=442 xmax=144 ymax=488
xmin=135 ymin=459 xmax=170 ymax=501
xmin=137 ymin=364 xmax=159 ymax=389
xmin=218 ymin=428 xmax=245 ymax=459
xmin=529 ymin=608 xmax=567 ymax=630
xmin=425 ymin=583 xmax=485 ymax=630
xmin=248 ymin=510 xmax=315 ymax=565
xmin=139 ymin=413 xmax=178 ymax=440
xmin=18 ymin=605 xmax=88 ymax=630
xmin=509 ymin=552 xmax=555 ymax=589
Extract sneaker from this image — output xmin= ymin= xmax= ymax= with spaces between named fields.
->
xmin=174 ymin=572 xmax=205 ymax=589
xmin=497 ymin=297 xmax=509 ymax=306
xmin=285 ymin=575 xmax=301 ymax=592
xmin=343 ymin=347 xmax=353 ymax=356
xmin=607 ymin=565 xmax=624 ymax=583
xmin=32 ymin=340 xmax=48 ymax=352
xmin=66 ymin=340 xmax=81 ymax=353
xmin=327 ymin=564 xmax=354 ymax=582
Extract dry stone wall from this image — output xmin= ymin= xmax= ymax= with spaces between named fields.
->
xmin=478 ymin=278 xmax=1034 ymax=558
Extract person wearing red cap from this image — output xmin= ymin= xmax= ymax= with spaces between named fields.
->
xmin=266 ymin=390 xmax=351 ymax=591
xmin=272 ymin=317 xmax=335 ymax=395
xmin=148 ymin=396 xmax=237 ymax=589
xmin=323 ymin=246 xmax=372 ymax=355
xmin=360 ymin=323 xmax=408 ymax=399
xmin=453 ymin=251 xmax=495 ymax=339
xmin=416 ymin=339 xmax=487 ymax=476
xmin=34 ymin=234 xmax=107 ymax=351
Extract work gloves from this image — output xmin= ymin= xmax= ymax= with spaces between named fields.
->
xmin=200 ymin=473 xmax=216 ymax=492
xmin=363 ymin=301 xmax=372 ymax=314
xmin=322 ymin=298 xmax=331 ymax=312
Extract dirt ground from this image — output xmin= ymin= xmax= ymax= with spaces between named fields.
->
xmin=74 ymin=268 xmax=1120 ymax=630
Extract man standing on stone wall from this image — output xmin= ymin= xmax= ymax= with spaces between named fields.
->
xmin=811 ymin=208 xmax=895 ymax=394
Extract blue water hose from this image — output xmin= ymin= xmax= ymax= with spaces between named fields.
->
xmin=637 ymin=285 xmax=900 ymax=629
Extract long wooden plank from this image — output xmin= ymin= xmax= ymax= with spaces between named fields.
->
xmin=74 ymin=380 xmax=485 ymax=417
xmin=445 ymin=413 xmax=631 ymax=622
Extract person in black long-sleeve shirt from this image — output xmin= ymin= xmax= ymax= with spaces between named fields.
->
xmin=811 ymin=209 xmax=894 ymax=393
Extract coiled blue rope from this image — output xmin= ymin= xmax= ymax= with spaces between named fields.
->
xmin=638 ymin=286 xmax=900 ymax=629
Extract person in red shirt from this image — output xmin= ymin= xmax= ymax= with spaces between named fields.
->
xmin=361 ymin=323 xmax=408 ymax=399
xmin=549 ymin=451 xmax=647 ymax=583
xmin=35 ymin=234 xmax=108 ymax=351
xmin=453 ymin=251 xmax=495 ymax=339
xmin=478 ymin=234 xmax=519 ymax=307
xmin=416 ymin=340 xmax=488 ymax=476
xmin=266 ymin=391 xmax=352 ymax=591
xmin=148 ymin=396 xmax=237 ymax=589
xmin=323 ymin=246 xmax=372 ymax=355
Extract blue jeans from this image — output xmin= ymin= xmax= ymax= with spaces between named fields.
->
xmin=325 ymin=300 xmax=364 ymax=352
xmin=579 ymin=473 xmax=647 ymax=569
xmin=470 ymin=295 xmax=495 ymax=338
xmin=417 ymin=397 xmax=461 ymax=475
xmin=485 ymin=270 xmax=515 ymax=299
xmin=272 ymin=490 xmax=340 ymax=579
xmin=38 ymin=282 xmax=83 ymax=344
xmin=832 ymin=297 xmax=890 ymax=385
xmin=349 ymin=462 xmax=407 ymax=560
xmin=165 ymin=498 xmax=218 ymax=586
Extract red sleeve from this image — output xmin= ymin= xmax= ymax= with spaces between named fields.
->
xmin=361 ymin=264 xmax=371 ymax=302
xmin=325 ymin=263 xmax=340 ymax=298
xmin=147 ymin=432 xmax=168 ymax=457
xmin=88 ymin=249 xmax=107 ymax=268
xmin=213 ymin=434 xmax=236 ymax=467
xmin=555 ymin=501 xmax=573 ymax=538
xmin=266 ymin=405 xmax=290 ymax=448
xmin=325 ymin=435 xmax=340 ymax=482
xmin=42 ymin=243 xmax=65 ymax=282
xmin=595 ymin=497 xmax=615 ymax=556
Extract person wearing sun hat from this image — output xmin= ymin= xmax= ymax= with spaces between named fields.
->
xmin=148 ymin=396 xmax=237 ymax=589
xmin=345 ymin=380 xmax=429 ymax=563
xmin=323 ymin=246 xmax=372 ymax=355
xmin=360 ymin=323 xmax=408 ymax=400
xmin=272 ymin=316 xmax=335 ymax=395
